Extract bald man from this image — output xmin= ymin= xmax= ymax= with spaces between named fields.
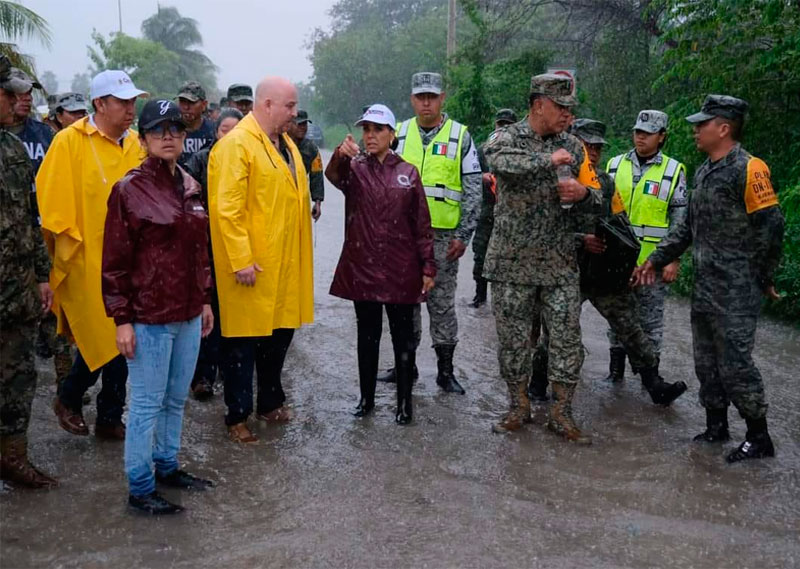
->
xmin=208 ymin=77 xmax=314 ymax=443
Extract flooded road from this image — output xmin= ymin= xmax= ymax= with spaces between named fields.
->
xmin=2 ymin=153 xmax=799 ymax=568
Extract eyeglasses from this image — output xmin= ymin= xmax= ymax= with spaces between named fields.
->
xmin=146 ymin=122 xmax=186 ymax=138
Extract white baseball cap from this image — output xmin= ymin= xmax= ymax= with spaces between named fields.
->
xmin=355 ymin=104 xmax=396 ymax=130
xmin=90 ymin=70 xmax=149 ymax=101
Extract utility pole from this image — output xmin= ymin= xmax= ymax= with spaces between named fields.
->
xmin=118 ymin=0 xmax=123 ymax=33
xmin=447 ymin=0 xmax=456 ymax=58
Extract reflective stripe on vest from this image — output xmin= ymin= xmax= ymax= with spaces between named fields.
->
xmin=631 ymin=225 xmax=669 ymax=239
xmin=396 ymin=117 xmax=465 ymax=230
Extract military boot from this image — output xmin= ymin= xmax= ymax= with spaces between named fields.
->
xmin=434 ymin=345 xmax=465 ymax=394
xmin=726 ymin=417 xmax=775 ymax=463
xmin=639 ymin=366 xmax=687 ymax=406
xmin=604 ymin=348 xmax=626 ymax=383
xmin=527 ymin=346 xmax=549 ymax=402
xmin=54 ymin=352 xmax=73 ymax=386
xmin=0 ymin=435 xmax=59 ymax=489
xmin=693 ymin=408 xmax=730 ymax=442
xmin=492 ymin=382 xmax=531 ymax=433
xmin=470 ymin=278 xmax=488 ymax=308
xmin=547 ymin=383 xmax=591 ymax=444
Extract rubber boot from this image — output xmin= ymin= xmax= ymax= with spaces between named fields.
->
xmin=726 ymin=417 xmax=775 ymax=463
xmin=693 ymin=408 xmax=730 ymax=442
xmin=604 ymin=348 xmax=626 ymax=383
xmin=492 ymin=382 xmax=531 ymax=433
xmin=547 ymin=383 xmax=591 ymax=444
xmin=470 ymin=278 xmax=488 ymax=308
xmin=354 ymin=354 xmax=377 ymax=417
xmin=0 ymin=435 xmax=59 ymax=489
xmin=640 ymin=366 xmax=687 ymax=406
xmin=527 ymin=346 xmax=549 ymax=402
xmin=395 ymin=355 xmax=413 ymax=425
xmin=434 ymin=345 xmax=465 ymax=394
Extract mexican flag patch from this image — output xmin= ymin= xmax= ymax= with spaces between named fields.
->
xmin=432 ymin=142 xmax=448 ymax=156
xmin=643 ymin=180 xmax=660 ymax=196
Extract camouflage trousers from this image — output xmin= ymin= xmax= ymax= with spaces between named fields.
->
xmin=0 ymin=323 xmax=38 ymax=436
xmin=471 ymin=209 xmax=494 ymax=281
xmin=37 ymin=311 xmax=72 ymax=358
xmin=412 ymin=230 xmax=459 ymax=349
xmin=608 ymin=273 xmax=666 ymax=357
xmin=691 ymin=310 xmax=767 ymax=420
xmin=588 ymin=288 xmax=658 ymax=370
xmin=492 ymin=281 xmax=583 ymax=388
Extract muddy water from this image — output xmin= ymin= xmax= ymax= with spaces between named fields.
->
xmin=2 ymin=153 xmax=798 ymax=569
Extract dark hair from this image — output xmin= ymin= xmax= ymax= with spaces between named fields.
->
xmin=715 ymin=117 xmax=743 ymax=141
xmin=528 ymin=93 xmax=544 ymax=108
xmin=215 ymin=108 xmax=243 ymax=135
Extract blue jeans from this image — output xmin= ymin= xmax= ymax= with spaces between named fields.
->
xmin=124 ymin=317 xmax=201 ymax=497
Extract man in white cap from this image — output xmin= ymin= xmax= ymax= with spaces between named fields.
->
xmin=37 ymin=70 xmax=148 ymax=441
xmin=604 ymin=110 xmax=688 ymax=383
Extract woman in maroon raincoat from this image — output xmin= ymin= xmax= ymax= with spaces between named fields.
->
xmin=325 ymin=104 xmax=436 ymax=424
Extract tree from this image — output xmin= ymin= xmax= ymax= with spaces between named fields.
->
xmin=0 ymin=0 xmax=51 ymax=70
xmin=70 ymin=72 xmax=90 ymax=95
xmin=39 ymin=69 xmax=56 ymax=93
xmin=141 ymin=5 xmax=217 ymax=91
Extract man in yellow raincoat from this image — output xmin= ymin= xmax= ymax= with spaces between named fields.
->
xmin=208 ymin=76 xmax=314 ymax=443
xmin=37 ymin=70 xmax=147 ymax=440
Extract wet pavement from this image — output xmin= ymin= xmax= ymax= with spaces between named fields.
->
xmin=2 ymin=153 xmax=799 ymax=568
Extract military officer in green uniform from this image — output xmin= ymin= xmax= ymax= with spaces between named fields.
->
xmin=287 ymin=109 xmax=324 ymax=220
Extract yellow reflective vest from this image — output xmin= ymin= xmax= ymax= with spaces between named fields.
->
xmin=606 ymin=152 xmax=686 ymax=266
xmin=36 ymin=117 xmax=144 ymax=371
xmin=395 ymin=117 xmax=465 ymax=230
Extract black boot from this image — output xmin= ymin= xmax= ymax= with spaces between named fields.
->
xmin=354 ymin=363 xmax=377 ymax=417
xmin=395 ymin=355 xmax=413 ymax=425
xmin=726 ymin=417 xmax=775 ymax=463
xmin=527 ymin=346 xmax=549 ymax=402
xmin=435 ymin=345 xmax=465 ymax=394
xmin=470 ymin=278 xmax=488 ymax=308
xmin=376 ymin=363 xmax=419 ymax=384
xmin=693 ymin=408 xmax=730 ymax=442
xmin=128 ymin=491 xmax=184 ymax=515
xmin=605 ymin=348 xmax=626 ymax=383
xmin=640 ymin=366 xmax=687 ymax=406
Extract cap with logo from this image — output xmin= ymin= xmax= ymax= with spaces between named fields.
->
xmin=529 ymin=73 xmax=576 ymax=107
xmin=138 ymin=99 xmax=184 ymax=131
xmin=177 ymin=81 xmax=206 ymax=102
xmin=90 ymin=70 xmax=149 ymax=101
xmin=571 ymin=118 xmax=607 ymax=145
xmin=633 ymin=110 xmax=668 ymax=133
xmin=294 ymin=110 xmax=312 ymax=125
xmin=56 ymin=92 xmax=88 ymax=112
xmin=355 ymin=104 xmax=396 ymax=130
xmin=411 ymin=72 xmax=443 ymax=95
xmin=686 ymin=94 xmax=749 ymax=124
xmin=227 ymin=83 xmax=253 ymax=102
xmin=495 ymin=108 xmax=518 ymax=125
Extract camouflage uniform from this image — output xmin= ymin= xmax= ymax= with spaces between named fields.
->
xmin=0 ymin=126 xmax=50 ymax=436
xmin=483 ymin=103 xmax=601 ymax=416
xmin=296 ymin=136 xmax=325 ymax=203
xmin=471 ymin=145 xmax=494 ymax=284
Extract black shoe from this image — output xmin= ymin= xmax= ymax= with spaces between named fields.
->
xmin=376 ymin=365 xmax=419 ymax=384
xmin=156 ymin=469 xmax=214 ymax=491
xmin=352 ymin=398 xmax=374 ymax=417
xmin=128 ymin=491 xmax=184 ymax=515
xmin=395 ymin=407 xmax=412 ymax=425
xmin=693 ymin=408 xmax=730 ymax=442
xmin=726 ymin=434 xmax=775 ymax=463
xmin=191 ymin=379 xmax=214 ymax=401
xmin=434 ymin=345 xmax=465 ymax=394
xmin=604 ymin=348 xmax=626 ymax=383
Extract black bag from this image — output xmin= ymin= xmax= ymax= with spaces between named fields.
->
xmin=580 ymin=216 xmax=641 ymax=295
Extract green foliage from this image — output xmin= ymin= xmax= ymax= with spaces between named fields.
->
xmin=0 ymin=0 xmax=50 ymax=47
xmin=70 ymin=72 xmax=90 ymax=96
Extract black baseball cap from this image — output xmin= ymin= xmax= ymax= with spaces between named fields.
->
xmin=294 ymin=110 xmax=312 ymax=124
xmin=138 ymin=99 xmax=184 ymax=130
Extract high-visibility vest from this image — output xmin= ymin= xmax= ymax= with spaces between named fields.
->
xmin=607 ymin=152 xmax=686 ymax=266
xmin=395 ymin=117 xmax=465 ymax=230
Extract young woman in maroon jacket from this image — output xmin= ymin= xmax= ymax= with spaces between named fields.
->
xmin=325 ymin=104 xmax=436 ymax=424
xmin=102 ymin=100 xmax=214 ymax=515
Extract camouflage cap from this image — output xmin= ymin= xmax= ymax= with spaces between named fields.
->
xmin=177 ymin=80 xmax=206 ymax=102
xmin=633 ymin=110 xmax=668 ymax=133
xmin=227 ymin=83 xmax=253 ymax=102
xmin=529 ymin=73 xmax=576 ymax=107
xmin=56 ymin=92 xmax=88 ymax=112
xmin=571 ymin=118 xmax=607 ymax=145
xmin=2 ymin=67 xmax=40 ymax=93
xmin=495 ymin=108 xmax=518 ymax=125
xmin=411 ymin=72 xmax=443 ymax=95
xmin=686 ymin=94 xmax=749 ymax=124
xmin=294 ymin=109 xmax=312 ymax=125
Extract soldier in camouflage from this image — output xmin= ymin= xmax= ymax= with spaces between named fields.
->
xmin=471 ymin=108 xmax=517 ymax=308
xmin=484 ymin=74 xmax=602 ymax=442
xmin=633 ymin=95 xmax=785 ymax=463
xmin=0 ymin=55 xmax=58 ymax=489
xmin=287 ymin=110 xmax=325 ymax=221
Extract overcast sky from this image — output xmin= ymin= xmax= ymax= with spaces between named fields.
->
xmin=16 ymin=0 xmax=335 ymax=92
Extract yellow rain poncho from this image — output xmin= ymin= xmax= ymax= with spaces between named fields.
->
xmin=36 ymin=117 xmax=143 ymax=371
xmin=208 ymin=113 xmax=314 ymax=337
